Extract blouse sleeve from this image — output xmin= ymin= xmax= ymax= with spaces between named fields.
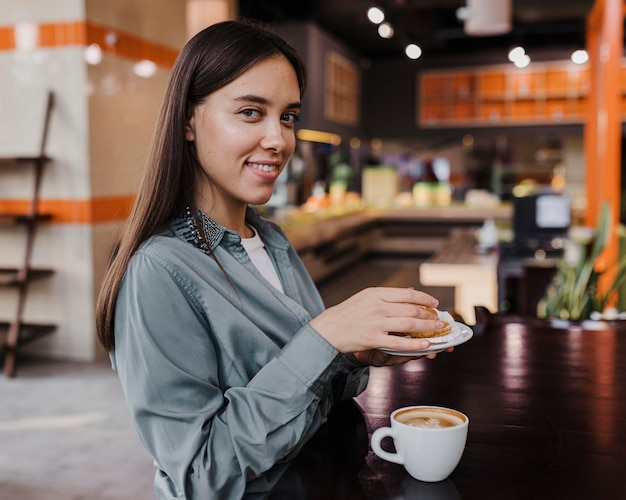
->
xmin=112 ymin=251 xmax=361 ymax=499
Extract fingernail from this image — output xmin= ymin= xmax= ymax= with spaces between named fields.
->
xmin=435 ymin=320 xmax=444 ymax=329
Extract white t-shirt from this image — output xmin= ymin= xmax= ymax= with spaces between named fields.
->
xmin=240 ymin=226 xmax=284 ymax=293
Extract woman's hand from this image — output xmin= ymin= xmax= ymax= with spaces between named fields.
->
xmin=310 ymin=287 xmax=443 ymax=355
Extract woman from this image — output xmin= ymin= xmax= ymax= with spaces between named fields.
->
xmin=96 ymin=20 xmax=445 ymax=498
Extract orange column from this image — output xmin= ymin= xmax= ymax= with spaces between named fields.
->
xmin=584 ymin=0 xmax=624 ymax=300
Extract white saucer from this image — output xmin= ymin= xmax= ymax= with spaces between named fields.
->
xmin=378 ymin=323 xmax=474 ymax=356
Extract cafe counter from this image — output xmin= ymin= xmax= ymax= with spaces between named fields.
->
xmin=279 ymin=204 xmax=511 ymax=284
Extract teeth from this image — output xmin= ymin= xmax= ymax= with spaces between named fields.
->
xmin=248 ymin=162 xmax=277 ymax=172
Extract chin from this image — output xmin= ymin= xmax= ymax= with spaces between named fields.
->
xmin=248 ymin=194 xmax=273 ymax=206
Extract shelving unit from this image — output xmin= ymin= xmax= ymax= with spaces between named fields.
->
xmin=0 ymin=90 xmax=56 ymax=377
xmin=419 ymin=60 xmax=591 ymax=127
xmin=325 ymin=50 xmax=360 ymax=126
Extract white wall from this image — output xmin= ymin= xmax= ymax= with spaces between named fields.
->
xmin=0 ymin=0 xmax=186 ymax=361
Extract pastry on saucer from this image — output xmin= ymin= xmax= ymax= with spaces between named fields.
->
xmin=390 ymin=307 xmax=453 ymax=339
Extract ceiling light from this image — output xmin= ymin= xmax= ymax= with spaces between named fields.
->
xmin=513 ymin=54 xmax=530 ymax=68
xmin=133 ymin=59 xmax=157 ymax=78
xmin=508 ymin=46 xmax=525 ymax=62
xmin=571 ymin=49 xmax=589 ymax=64
xmin=367 ymin=7 xmax=385 ymax=24
xmin=405 ymin=44 xmax=422 ymax=60
xmin=457 ymin=0 xmax=512 ymax=36
xmin=84 ymin=43 xmax=103 ymax=65
xmin=377 ymin=22 xmax=394 ymax=39
xmin=105 ymin=31 xmax=118 ymax=47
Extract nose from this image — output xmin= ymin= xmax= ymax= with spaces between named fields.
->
xmin=260 ymin=118 xmax=289 ymax=152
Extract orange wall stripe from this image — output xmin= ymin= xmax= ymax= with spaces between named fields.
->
xmin=0 ymin=196 xmax=135 ymax=224
xmin=86 ymin=21 xmax=179 ymax=68
xmin=0 ymin=21 xmax=86 ymax=50
xmin=0 ymin=20 xmax=178 ymax=68
xmin=89 ymin=195 xmax=135 ymax=224
xmin=39 ymin=21 xmax=87 ymax=47
xmin=0 ymin=26 xmax=14 ymax=50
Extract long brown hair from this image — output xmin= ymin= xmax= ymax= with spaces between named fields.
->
xmin=95 ymin=20 xmax=307 ymax=350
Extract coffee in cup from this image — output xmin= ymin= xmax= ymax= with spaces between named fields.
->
xmin=371 ymin=405 xmax=468 ymax=482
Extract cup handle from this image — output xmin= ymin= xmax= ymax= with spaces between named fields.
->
xmin=371 ymin=427 xmax=404 ymax=465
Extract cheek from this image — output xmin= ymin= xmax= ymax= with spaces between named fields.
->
xmin=285 ymin=132 xmax=297 ymax=154
xmin=191 ymin=134 xmax=219 ymax=173
xmin=195 ymin=130 xmax=248 ymax=173
xmin=193 ymin=121 xmax=231 ymax=159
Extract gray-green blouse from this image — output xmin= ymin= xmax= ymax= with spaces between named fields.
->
xmin=111 ymin=207 xmax=369 ymax=499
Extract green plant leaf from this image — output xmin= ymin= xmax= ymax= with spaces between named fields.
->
xmin=536 ymin=201 xmax=625 ymax=320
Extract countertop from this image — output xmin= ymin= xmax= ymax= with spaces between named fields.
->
xmin=279 ymin=204 xmax=512 ymax=253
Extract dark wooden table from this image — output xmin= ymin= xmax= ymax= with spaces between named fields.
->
xmin=269 ymin=317 xmax=626 ymax=499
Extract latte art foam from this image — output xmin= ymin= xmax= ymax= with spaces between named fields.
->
xmin=408 ymin=417 xmax=452 ymax=428
xmin=395 ymin=408 xmax=465 ymax=429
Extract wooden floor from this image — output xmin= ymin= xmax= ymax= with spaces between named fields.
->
xmin=316 ymin=256 xmax=456 ymax=317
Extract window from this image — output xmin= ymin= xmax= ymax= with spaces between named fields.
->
xmin=325 ymin=51 xmax=360 ymax=126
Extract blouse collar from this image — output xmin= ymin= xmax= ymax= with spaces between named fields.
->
xmin=169 ymin=205 xmax=290 ymax=253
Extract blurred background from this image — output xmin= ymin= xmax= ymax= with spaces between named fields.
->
xmin=2 ymin=0 xmax=624 ymax=497
xmin=1 ymin=0 xmax=609 ymax=367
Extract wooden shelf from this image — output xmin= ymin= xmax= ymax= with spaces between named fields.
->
xmin=418 ymin=60 xmax=594 ymax=127
xmin=0 ymin=156 xmax=52 ymax=165
xmin=0 ymin=322 xmax=57 ymax=349
xmin=324 ymin=51 xmax=360 ymax=126
xmin=0 ymin=90 xmax=56 ymax=377
xmin=0 ymin=268 xmax=55 ymax=286
xmin=0 ymin=213 xmax=53 ymax=226
xmin=475 ymin=69 xmax=507 ymax=99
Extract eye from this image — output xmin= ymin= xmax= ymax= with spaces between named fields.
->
xmin=281 ymin=112 xmax=301 ymax=125
xmin=240 ymin=108 xmax=262 ymax=119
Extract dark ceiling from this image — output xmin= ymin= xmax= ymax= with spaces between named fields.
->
xmin=239 ymin=0 xmax=597 ymax=61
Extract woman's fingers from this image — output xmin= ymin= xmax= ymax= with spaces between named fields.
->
xmin=354 ymin=350 xmax=423 ymax=366
xmin=378 ymin=333 xmax=430 ymax=351
xmin=384 ymin=316 xmax=443 ymax=337
xmin=310 ymin=287 xmax=444 ymax=354
xmin=377 ymin=287 xmax=439 ymax=309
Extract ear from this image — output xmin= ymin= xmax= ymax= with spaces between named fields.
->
xmin=185 ymin=115 xmax=195 ymax=142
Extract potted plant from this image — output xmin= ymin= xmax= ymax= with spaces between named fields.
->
xmin=537 ymin=202 xmax=626 ymax=321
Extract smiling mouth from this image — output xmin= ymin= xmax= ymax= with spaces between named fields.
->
xmin=247 ymin=162 xmax=279 ymax=173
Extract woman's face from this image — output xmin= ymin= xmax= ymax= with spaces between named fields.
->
xmin=186 ymin=54 xmax=301 ymax=224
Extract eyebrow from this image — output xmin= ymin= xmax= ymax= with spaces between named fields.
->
xmin=235 ymin=94 xmax=301 ymax=109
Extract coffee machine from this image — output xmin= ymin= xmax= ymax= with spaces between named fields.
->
xmin=498 ymin=192 xmax=570 ymax=314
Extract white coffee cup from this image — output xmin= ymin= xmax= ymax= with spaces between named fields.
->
xmin=371 ymin=405 xmax=468 ymax=482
